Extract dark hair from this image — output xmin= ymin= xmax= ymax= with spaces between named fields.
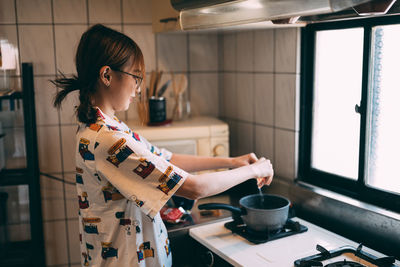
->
xmin=52 ymin=24 xmax=145 ymax=124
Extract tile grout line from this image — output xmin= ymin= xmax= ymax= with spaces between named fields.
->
xmin=252 ymin=30 xmax=256 ymax=155
xmin=273 ymin=29 xmax=276 ymax=166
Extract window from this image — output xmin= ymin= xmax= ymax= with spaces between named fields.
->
xmin=299 ymin=16 xmax=400 ymax=213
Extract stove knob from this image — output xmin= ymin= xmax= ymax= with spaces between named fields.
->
xmin=200 ymin=250 xmax=214 ymax=267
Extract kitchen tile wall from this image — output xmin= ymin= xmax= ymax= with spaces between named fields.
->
xmin=220 ymin=28 xmax=301 ymax=181
xmin=0 ymin=0 xmax=300 ymax=266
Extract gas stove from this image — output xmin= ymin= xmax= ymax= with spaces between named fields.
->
xmin=295 ymin=244 xmax=398 ymax=267
xmin=189 ymin=217 xmax=400 ymax=267
xmin=224 ymin=218 xmax=308 ymax=244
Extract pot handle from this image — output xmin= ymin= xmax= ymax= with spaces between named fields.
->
xmin=198 ymin=203 xmax=242 ymax=216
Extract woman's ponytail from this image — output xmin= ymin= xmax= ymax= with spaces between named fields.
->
xmin=77 ymin=91 xmax=97 ymax=124
xmin=52 ymin=73 xmax=80 ymax=109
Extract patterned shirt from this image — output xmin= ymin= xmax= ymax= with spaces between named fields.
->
xmin=75 ymin=107 xmax=188 ymax=266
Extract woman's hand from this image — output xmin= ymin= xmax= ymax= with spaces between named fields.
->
xmin=231 ymin=153 xmax=259 ymax=168
xmin=250 ymin=157 xmax=274 ymax=188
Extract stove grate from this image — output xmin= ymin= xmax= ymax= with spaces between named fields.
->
xmin=224 ymin=218 xmax=308 ymax=244
xmin=294 ymin=244 xmax=398 ymax=267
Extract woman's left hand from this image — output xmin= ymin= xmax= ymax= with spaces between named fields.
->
xmin=231 ymin=153 xmax=258 ymax=168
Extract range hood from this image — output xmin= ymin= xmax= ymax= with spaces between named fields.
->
xmin=171 ymin=0 xmax=399 ymax=30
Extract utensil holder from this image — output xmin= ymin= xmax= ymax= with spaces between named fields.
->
xmin=149 ymin=96 xmax=166 ymax=123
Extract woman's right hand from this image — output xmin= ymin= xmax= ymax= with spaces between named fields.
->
xmin=250 ymin=157 xmax=274 ymax=188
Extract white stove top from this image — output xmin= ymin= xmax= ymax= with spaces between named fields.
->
xmin=189 ymin=217 xmax=399 ymax=267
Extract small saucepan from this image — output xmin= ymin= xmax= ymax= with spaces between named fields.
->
xmin=198 ymin=194 xmax=290 ymax=232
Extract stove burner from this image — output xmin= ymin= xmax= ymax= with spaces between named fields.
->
xmin=294 ymin=244 xmax=398 ymax=267
xmin=325 ymin=259 xmax=365 ymax=267
xmin=224 ymin=218 xmax=308 ymax=244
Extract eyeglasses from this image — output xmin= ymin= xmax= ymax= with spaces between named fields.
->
xmin=112 ymin=69 xmax=143 ymax=90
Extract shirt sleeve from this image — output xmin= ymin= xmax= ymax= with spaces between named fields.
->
xmin=135 ymin=133 xmax=172 ymax=162
xmin=93 ymin=129 xmax=188 ymax=219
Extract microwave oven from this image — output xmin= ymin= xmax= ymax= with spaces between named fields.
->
xmin=126 ymin=116 xmax=229 ymax=158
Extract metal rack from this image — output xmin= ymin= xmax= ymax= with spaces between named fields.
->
xmin=0 ymin=63 xmax=45 ymax=266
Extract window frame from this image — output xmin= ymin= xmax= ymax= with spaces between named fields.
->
xmin=299 ymin=15 xmax=400 ymax=213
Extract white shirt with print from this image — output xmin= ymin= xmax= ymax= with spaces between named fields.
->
xmin=75 ymin=107 xmax=188 ymax=267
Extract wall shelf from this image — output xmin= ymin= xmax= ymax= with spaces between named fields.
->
xmin=0 ymin=63 xmax=45 ymax=267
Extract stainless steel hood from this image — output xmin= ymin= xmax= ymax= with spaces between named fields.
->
xmin=171 ymin=0 xmax=398 ymax=30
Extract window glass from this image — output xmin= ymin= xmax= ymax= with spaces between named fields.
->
xmin=366 ymin=25 xmax=400 ymax=194
xmin=311 ymin=28 xmax=364 ymax=179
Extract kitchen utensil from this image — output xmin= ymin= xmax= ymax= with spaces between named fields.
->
xmin=157 ymin=80 xmax=171 ymax=97
xmin=172 ymin=74 xmax=189 ymax=120
xmin=153 ymin=71 xmax=163 ymax=97
xmin=198 ymin=194 xmax=290 ymax=232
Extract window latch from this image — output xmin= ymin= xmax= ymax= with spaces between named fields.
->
xmin=355 ymin=103 xmax=362 ymax=114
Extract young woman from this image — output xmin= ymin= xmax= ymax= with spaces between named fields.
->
xmin=52 ymin=24 xmax=273 ymax=267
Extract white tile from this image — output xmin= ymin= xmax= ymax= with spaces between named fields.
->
xmin=254 ymin=29 xmax=274 ymax=72
xmin=254 ymin=73 xmax=273 ymax=126
xmin=63 ymin=172 xmax=75 ymax=184
xmin=274 ymin=129 xmax=296 ymax=179
xmin=157 ymin=33 xmax=188 ymax=72
xmin=275 ymin=73 xmax=299 ymax=130
xmin=255 ymin=125 xmax=274 ymax=163
xmin=18 ymin=25 xmax=55 ymax=75
xmin=275 ymin=28 xmax=299 ymax=73
xmin=189 ymin=73 xmax=218 ymax=117
xmin=35 ymin=76 xmax=60 ymax=126
xmin=236 ymin=31 xmax=253 ymax=72
xmin=102 ymin=23 xmax=122 ymax=32
xmin=55 ymin=25 xmax=87 ymax=75
xmin=37 ymin=126 xmax=62 ymax=173
xmin=67 ymin=219 xmax=81 ymax=264
xmin=16 ymin=0 xmax=52 ymax=23
xmin=65 ymin=183 xmax=79 ymax=219
xmin=123 ymin=0 xmax=152 ymax=23
xmin=189 ymin=33 xmax=218 ymax=71
xmin=223 ymin=33 xmax=236 ymax=71
xmin=53 ymin=0 xmax=87 ymax=23
xmin=88 ymin=0 xmax=121 ymax=24
xmin=61 ymin=125 xmax=77 ymax=172
xmin=0 ymin=0 xmax=16 ymax=23
xmin=40 ymin=175 xmax=65 ymax=220
xmin=236 ymin=121 xmax=253 ymax=156
xmin=221 ymin=73 xmax=237 ymax=119
xmin=59 ymin=90 xmax=79 ymax=125
xmin=43 ymin=220 xmax=68 ymax=265
xmin=236 ymin=73 xmax=253 ymax=122
xmin=124 ymin=25 xmax=156 ymax=73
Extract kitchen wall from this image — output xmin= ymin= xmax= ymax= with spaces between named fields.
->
xmin=219 ymin=28 xmax=300 ymax=180
xmin=0 ymin=0 xmax=300 ymax=266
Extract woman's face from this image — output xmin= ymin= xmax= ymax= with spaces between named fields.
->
xmin=108 ymin=59 xmax=143 ymax=112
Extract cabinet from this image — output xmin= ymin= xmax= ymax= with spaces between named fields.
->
xmin=151 ymin=0 xmax=181 ymax=33
xmin=0 ymin=63 xmax=45 ymax=266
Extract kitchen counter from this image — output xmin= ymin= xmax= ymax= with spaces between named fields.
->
xmin=189 ymin=217 xmax=400 ymax=267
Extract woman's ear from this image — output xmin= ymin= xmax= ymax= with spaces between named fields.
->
xmin=99 ymin=66 xmax=112 ymax=87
